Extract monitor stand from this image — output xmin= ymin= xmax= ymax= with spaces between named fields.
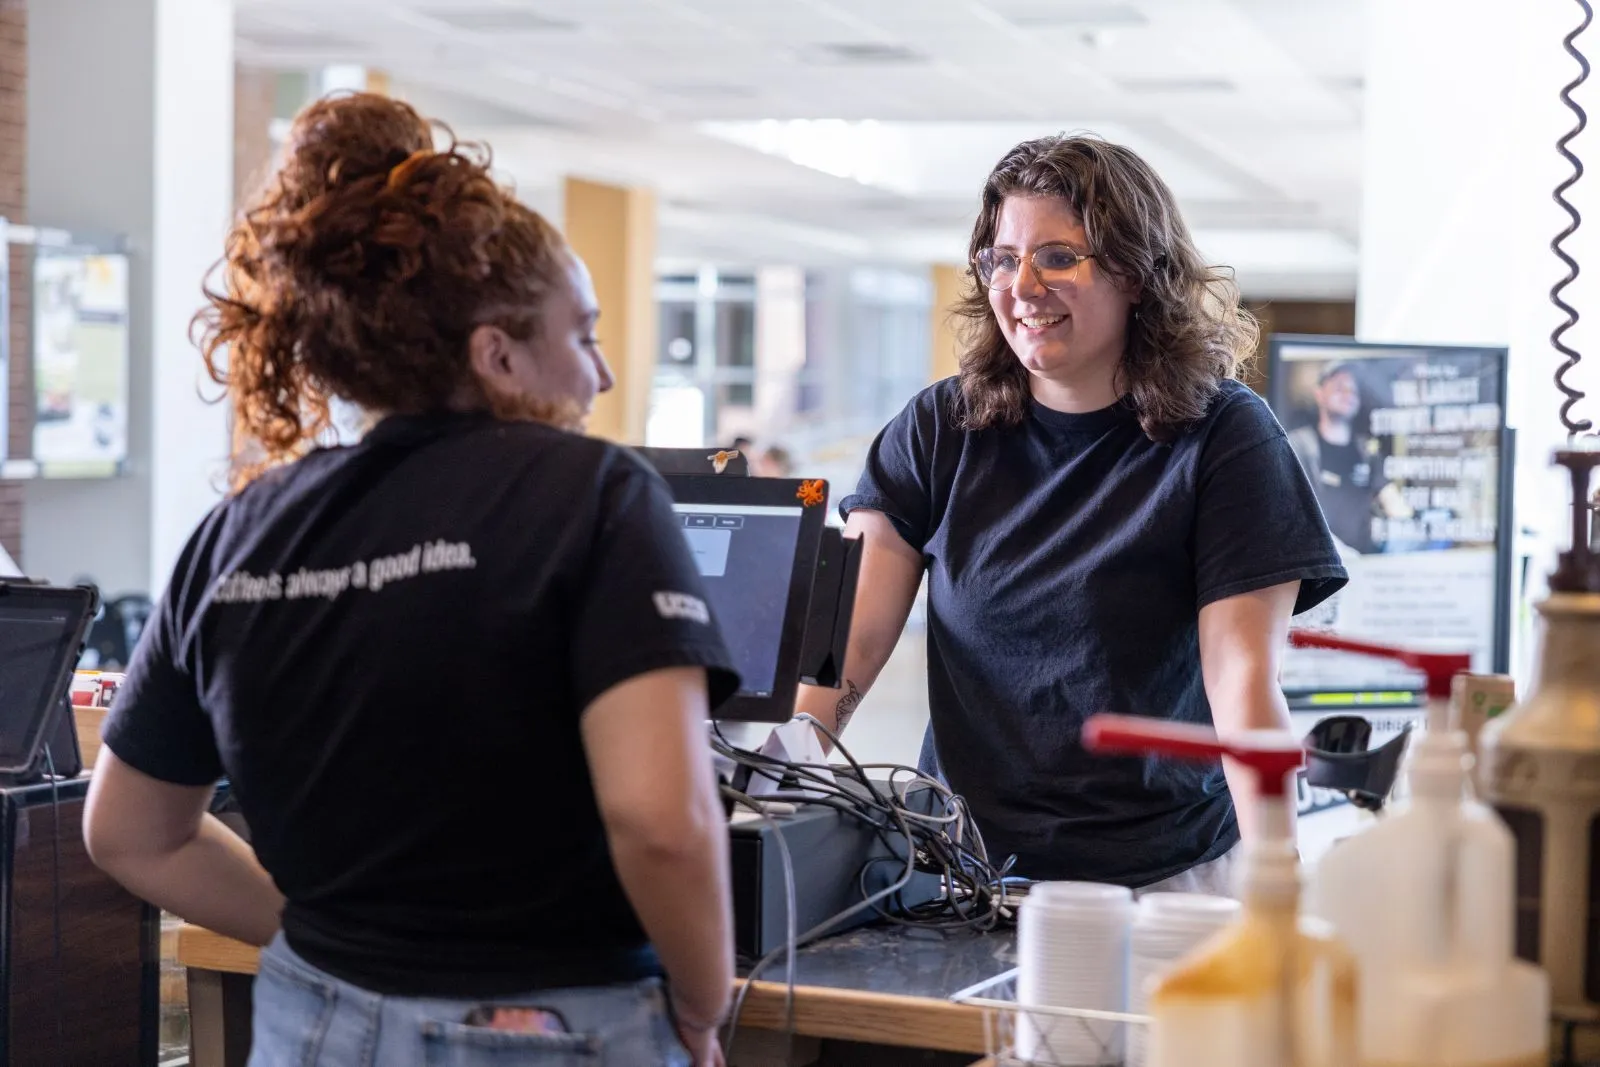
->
xmin=1 ymin=695 xmax=83 ymax=787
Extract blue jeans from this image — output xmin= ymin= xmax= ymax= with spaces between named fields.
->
xmin=248 ymin=934 xmax=692 ymax=1067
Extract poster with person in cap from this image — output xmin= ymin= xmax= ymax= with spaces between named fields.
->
xmin=1270 ymin=337 xmax=1509 ymax=693
xmin=1286 ymin=360 xmax=1392 ymax=555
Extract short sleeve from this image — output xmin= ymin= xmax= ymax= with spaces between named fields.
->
xmin=838 ymin=388 xmax=939 ymax=551
xmin=1193 ymin=389 xmax=1349 ymax=615
xmin=101 ymin=530 xmax=225 ymax=786
xmin=569 ymin=456 xmax=740 ymax=714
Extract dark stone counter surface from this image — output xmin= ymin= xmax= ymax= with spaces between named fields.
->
xmin=742 ymin=923 xmax=1017 ymax=1000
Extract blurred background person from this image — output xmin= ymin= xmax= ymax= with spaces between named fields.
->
xmin=753 ymin=444 xmax=793 ymax=477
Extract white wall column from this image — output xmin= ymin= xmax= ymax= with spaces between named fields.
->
xmin=27 ymin=0 xmax=233 ymax=594
xmin=753 ymin=266 xmax=806 ymax=436
xmin=1359 ymin=0 xmax=1600 ymax=676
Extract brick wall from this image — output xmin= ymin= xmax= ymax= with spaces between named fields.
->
xmin=0 ymin=0 xmax=26 ymax=563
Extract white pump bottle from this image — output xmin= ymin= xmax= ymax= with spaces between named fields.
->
xmin=1084 ymin=714 xmax=1357 ymax=1067
xmin=1296 ymin=631 xmax=1549 ymax=1067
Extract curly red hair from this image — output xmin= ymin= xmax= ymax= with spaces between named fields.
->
xmin=194 ymin=92 xmax=569 ymax=489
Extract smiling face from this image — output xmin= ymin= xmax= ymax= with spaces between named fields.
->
xmin=986 ymin=195 xmax=1138 ymax=411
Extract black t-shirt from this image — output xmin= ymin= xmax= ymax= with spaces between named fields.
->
xmin=1314 ymin=436 xmax=1378 ymax=553
xmin=102 ymin=412 xmax=739 ymax=996
xmin=842 ymin=378 xmax=1346 ymax=887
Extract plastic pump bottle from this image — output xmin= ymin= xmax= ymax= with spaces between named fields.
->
xmin=1083 ymin=714 xmax=1357 ymax=1067
xmin=1479 ymin=450 xmax=1600 ymax=1019
xmin=1294 ymin=632 xmax=1550 ymax=1067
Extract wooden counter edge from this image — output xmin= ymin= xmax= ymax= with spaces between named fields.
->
xmin=178 ymin=925 xmax=263 ymax=976
xmin=176 ymin=925 xmax=991 ymax=1054
xmin=734 ymin=978 xmax=987 ymax=1053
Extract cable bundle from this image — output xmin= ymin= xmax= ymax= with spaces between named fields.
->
xmin=713 ymin=714 xmax=1019 ymax=1048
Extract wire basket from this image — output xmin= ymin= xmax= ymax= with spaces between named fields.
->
xmin=951 ymin=968 xmax=1150 ymax=1067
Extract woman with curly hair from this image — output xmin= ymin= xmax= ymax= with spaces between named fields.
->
xmin=796 ymin=135 xmax=1347 ymax=894
xmin=81 ymin=92 xmax=735 ymax=1066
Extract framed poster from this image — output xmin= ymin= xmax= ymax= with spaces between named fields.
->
xmin=1268 ymin=336 xmax=1513 ymax=707
xmin=32 ymin=249 xmax=129 ymax=477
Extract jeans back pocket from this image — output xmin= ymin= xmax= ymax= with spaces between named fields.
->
xmin=249 ymin=952 xmax=340 ymax=1067
xmin=420 ymin=1020 xmax=602 ymax=1067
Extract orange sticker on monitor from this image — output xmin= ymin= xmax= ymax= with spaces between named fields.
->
xmin=708 ymin=450 xmax=740 ymax=474
xmin=796 ymin=480 xmax=826 ymax=507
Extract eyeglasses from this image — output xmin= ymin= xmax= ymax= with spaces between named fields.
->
xmin=973 ymin=245 xmax=1096 ymax=291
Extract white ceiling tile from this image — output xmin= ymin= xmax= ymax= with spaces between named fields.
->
xmin=235 ymin=0 xmax=1367 ymax=293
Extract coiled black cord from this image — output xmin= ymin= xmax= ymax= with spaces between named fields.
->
xmin=1553 ymin=0 xmax=1594 ymax=438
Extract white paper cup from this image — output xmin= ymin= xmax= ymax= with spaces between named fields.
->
xmin=1126 ymin=893 xmax=1240 ymax=1067
xmin=1015 ymin=882 xmax=1133 ymax=1066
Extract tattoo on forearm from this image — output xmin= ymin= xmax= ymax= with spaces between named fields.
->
xmin=835 ymin=679 xmax=863 ymax=734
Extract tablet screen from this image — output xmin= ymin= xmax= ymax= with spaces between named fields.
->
xmin=662 ymin=476 xmax=826 ymax=723
xmin=673 ymin=501 xmax=804 ymax=698
xmin=0 ymin=586 xmax=96 ymax=772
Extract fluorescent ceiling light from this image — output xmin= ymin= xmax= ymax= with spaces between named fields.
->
xmin=699 ymin=120 xmax=1246 ymax=202
xmin=1118 ymin=77 xmax=1237 ymax=94
xmin=415 ymin=8 xmax=578 ymax=33
xmin=650 ymin=82 xmax=760 ymax=100
xmin=237 ymin=27 xmax=363 ymax=51
xmin=988 ymin=1 xmax=1148 ymax=29
xmin=700 ymin=119 xmax=917 ymax=194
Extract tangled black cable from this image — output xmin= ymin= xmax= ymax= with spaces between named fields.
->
xmin=1553 ymin=0 xmax=1594 ymax=438
xmin=711 ymin=717 xmax=1017 ymax=933
xmin=711 ymin=717 xmax=1021 ymax=1050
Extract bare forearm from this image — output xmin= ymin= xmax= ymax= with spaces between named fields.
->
xmin=95 ymin=815 xmax=283 ymax=946
xmin=1220 ymin=688 xmax=1296 ymax=842
xmin=793 ymin=630 xmax=900 ymax=742
xmin=793 ymin=513 xmax=923 ymax=742
xmin=610 ymin=814 xmax=733 ymax=1026
xmin=1223 ymin=760 xmax=1268 ymax=841
xmin=1197 ymin=580 xmax=1303 ymax=847
xmin=795 ymin=676 xmax=866 ymax=739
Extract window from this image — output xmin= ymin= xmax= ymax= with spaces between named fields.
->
xmin=647 ymin=264 xmax=934 ymax=494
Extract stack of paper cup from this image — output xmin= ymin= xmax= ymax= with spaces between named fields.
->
xmin=1126 ymin=892 xmax=1241 ymax=1067
xmin=1015 ymin=882 xmax=1134 ymax=1066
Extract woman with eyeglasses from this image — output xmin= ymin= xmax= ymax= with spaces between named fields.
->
xmin=794 ymin=135 xmax=1346 ymax=894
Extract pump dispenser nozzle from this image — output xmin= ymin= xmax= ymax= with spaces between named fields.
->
xmin=1083 ymin=715 xmax=1303 ymax=794
xmin=1288 ymin=631 xmax=1470 ymax=735
xmin=1084 ymin=715 xmax=1304 ymax=899
xmin=1551 ymin=449 xmax=1600 ymax=593
xmin=1288 ymin=631 xmax=1469 ymax=701
xmin=1086 ymin=714 xmax=1361 ymax=1067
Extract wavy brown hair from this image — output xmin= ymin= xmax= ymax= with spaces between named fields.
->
xmin=194 ymin=92 xmax=569 ymax=489
xmin=954 ymin=134 xmax=1258 ymax=442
